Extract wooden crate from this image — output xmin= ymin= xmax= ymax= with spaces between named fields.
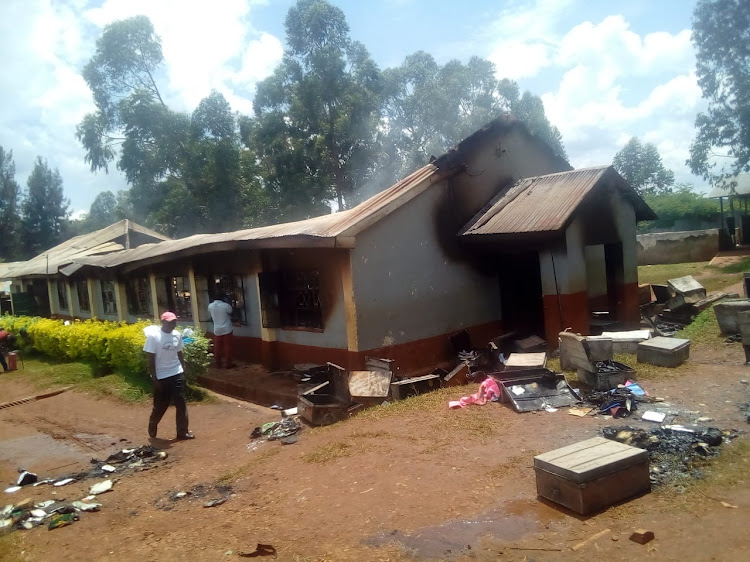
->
xmin=534 ymin=437 xmax=650 ymax=515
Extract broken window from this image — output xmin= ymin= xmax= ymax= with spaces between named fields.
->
xmin=76 ymin=280 xmax=90 ymax=312
xmin=126 ymin=278 xmax=152 ymax=317
xmin=101 ymin=280 xmax=117 ymax=315
xmin=259 ymin=270 xmax=323 ymax=330
xmin=57 ymin=281 xmax=68 ymax=311
xmin=211 ymin=274 xmax=247 ymax=325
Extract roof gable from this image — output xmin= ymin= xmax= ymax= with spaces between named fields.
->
xmin=460 ymin=166 xmax=656 ymax=238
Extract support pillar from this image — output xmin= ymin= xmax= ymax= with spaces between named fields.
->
xmin=47 ymin=280 xmax=58 ymax=316
xmin=187 ymin=266 xmax=201 ymax=329
xmin=65 ymin=281 xmax=74 ymax=317
xmin=149 ymin=274 xmax=160 ymax=322
xmin=86 ymin=279 xmax=99 ymax=319
xmin=114 ymin=280 xmax=128 ymax=322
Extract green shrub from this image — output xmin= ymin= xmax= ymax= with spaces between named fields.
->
xmin=1 ymin=315 xmax=211 ymax=383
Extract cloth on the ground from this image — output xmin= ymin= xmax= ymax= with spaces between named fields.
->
xmin=448 ymin=377 xmax=500 ymax=409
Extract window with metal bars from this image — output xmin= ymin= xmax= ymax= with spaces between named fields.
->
xmin=126 ymin=278 xmax=152 ymax=317
xmin=76 ymin=280 xmax=90 ymax=312
xmin=57 ymin=281 xmax=68 ymax=311
xmin=101 ymin=280 xmax=117 ymax=315
xmin=259 ymin=270 xmax=323 ymax=329
xmin=211 ymin=274 xmax=247 ymax=325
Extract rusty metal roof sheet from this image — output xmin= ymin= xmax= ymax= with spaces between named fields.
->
xmin=4 ymin=220 xmax=170 ymax=278
xmin=65 ymin=164 xmax=446 ymax=272
xmin=460 ymin=166 xmax=655 ymax=237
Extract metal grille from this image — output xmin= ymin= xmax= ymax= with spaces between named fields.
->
xmin=281 ymin=270 xmax=322 ymax=329
xmin=57 ymin=281 xmax=68 ymax=311
xmin=76 ymin=281 xmax=90 ymax=312
xmin=127 ymin=278 xmax=152 ymax=316
xmin=101 ymin=280 xmax=117 ymax=315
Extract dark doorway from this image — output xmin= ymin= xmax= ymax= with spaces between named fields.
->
xmin=605 ymin=242 xmax=624 ymax=322
xmin=498 ymin=252 xmax=544 ymax=336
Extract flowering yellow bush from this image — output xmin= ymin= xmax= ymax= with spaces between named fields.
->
xmin=1 ymin=315 xmax=210 ymax=381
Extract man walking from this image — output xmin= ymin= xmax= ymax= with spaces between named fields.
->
xmin=208 ymin=293 xmax=234 ymax=368
xmin=144 ymin=311 xmax=194 ymax=440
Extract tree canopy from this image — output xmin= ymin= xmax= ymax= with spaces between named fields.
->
xmin=688 ymin=0 xmax=750 ymax=186
xmin=21 ymin=158 xmax=70 ymax=257
xmin=77 ymin=4 xmax=568 ymax=234
xmin=0 ymin=146 xmax=22 ymax=261
xmin=613 ymin=137 xmax=675 ymax=196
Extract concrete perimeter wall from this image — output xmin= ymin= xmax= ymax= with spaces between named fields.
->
xmin=637 ymin=229 xmax=719 ymax=265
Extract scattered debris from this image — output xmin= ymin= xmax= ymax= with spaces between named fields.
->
xmin=53 ymin=478 xmax=75 ymax=487
xmin=629 ymin=529 xmax=655 ymax=545
xmin=47 ymin=512 xmax=78 ymax=530
xmin=203 ymin=497 xmax=228 ymax=508
xmin=17 ymin=471 xmax=37 ymax=486
xmin=571 ymin=529 xmax=611 ymax=551
xmin=497 ymin=370 xmax=581 ymax=413
xmin=71 ymin=501 xmax=101 ymax=512
xmin=642 ymin=411 xmax=667 ymax=423
xmin=89 ymin=480 xmax=113 ymax=496
xmin=238 ymin=543 xmax=277 ymax=558
xmin=602 ymin=425 xmax=734 ymax=486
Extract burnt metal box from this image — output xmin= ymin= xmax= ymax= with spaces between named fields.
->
xmin=390 ymin=373 xmax=442 ymax=400
xmin=577 ymin=360 xmax=636 ymax=391
xmin=297 ymin=393 xmax=349 ymax=426
xmin=534 ymin=437 xmax=650 ymax=515
xmin=637 ymin=336 xmax=690 ymax=367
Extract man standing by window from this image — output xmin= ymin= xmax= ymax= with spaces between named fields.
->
xmin=208 ymin=293 xmax=234 ymax=369
xmin=144 ymin=312 xmax=194 ymax=440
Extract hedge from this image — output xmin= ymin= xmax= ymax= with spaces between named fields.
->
xmin=0 ymin=315 xmax=211 ymax=383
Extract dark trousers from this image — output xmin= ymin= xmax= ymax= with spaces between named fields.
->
xmin=149 ymin=374 xmax=189 ymax=436
xmin=214 ymin=333 xmax=233 ymax=367
xmin=0 ymin=353 xmax=7 ymax=372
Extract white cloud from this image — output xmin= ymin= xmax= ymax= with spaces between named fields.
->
xmin=0 ymin=0 xmax=282 ymax=214
xmin=481 ymin=2 xmax=705 ymax=188
xmin=485 ymin=0 xmax=574 ymax=79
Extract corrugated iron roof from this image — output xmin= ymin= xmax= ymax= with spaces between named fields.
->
xmin=3 ymin=220 xmax=170 ymax=278
xmin=707 ymin=173 xmax=750 ymax=198
xmin=460 ymin=166 xmax=656 ymax=237
xmin=65 ymin=164 xmax=445 ymax=271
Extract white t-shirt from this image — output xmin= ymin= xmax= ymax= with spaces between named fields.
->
xmin=208 ymin=300 xmax=234 ymax=336
xmin=143 ymin=328 xmax=184 ymax=379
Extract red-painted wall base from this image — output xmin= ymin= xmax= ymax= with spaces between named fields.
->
xmin=228 ymin=320 xmax=504 ymax=375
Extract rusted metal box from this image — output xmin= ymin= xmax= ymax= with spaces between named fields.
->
xmin=297 ymin=362 xmax=351 ymax=426
xmin=637 ymin=336 xmax=690 ymax=367
xmin=297 ymin=393 xmax=349 ymax=426
xmin=534 ymin=437 xmax=650 ymax=515
xmin=390 ymin=373 xmax=442 ymax=400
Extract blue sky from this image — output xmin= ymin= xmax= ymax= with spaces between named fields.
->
xmin=0 ymin=0 xmax=706 ymax=218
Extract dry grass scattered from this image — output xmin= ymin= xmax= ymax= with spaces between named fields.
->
xmin=303 ymin=441 xmax=355 ymax=464
xmin=0 ymin=533 xmax=25 ymax=562
xmin=215 ymin=447 xmax=280 ymax=484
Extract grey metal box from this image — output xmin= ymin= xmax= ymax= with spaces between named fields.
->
xmin=637 ymin=336 xmax=690 ymax=367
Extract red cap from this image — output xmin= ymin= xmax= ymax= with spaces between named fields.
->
xmin=160 ymin=311 xmax=177 ymax=322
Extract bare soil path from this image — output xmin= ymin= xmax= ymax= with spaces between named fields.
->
xmin=1 ymin=343 xmax=749 ymax=561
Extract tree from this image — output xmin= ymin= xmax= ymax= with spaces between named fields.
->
xmin=248 ymin=0 xmax=383 ymax=216
xmin=0 ymin=145 xmax=22 ymax=260
xmin=21 ymin=158 xmax=70 ymax=257
xmin=639 ymin=184 xmax=719 ymax=232
xmin=613 ymin=137 xmax=675 ymax=196
xmin=379 ymin=54 xmax=567 ymax=183
xmin=87 ymin=191 xmax=118 ymax=230
xmin=688 ymin=0 xmax=750 ymax=185
xmin=77 ymin=17 xmax=260 ymax=236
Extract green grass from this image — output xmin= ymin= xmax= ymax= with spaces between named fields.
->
xmin=638 ymin=259 xmax=748 ymax=293
xmin=719 ymin=257 xmax=750 ymax=274
xmin=4 ymin=357 xmax=212 ymax=403
xmin=638 ymin=262 xmax=711 ymax=286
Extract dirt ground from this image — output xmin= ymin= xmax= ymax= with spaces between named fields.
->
xmin=1 ymin=341 xmax=750 ymax=561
